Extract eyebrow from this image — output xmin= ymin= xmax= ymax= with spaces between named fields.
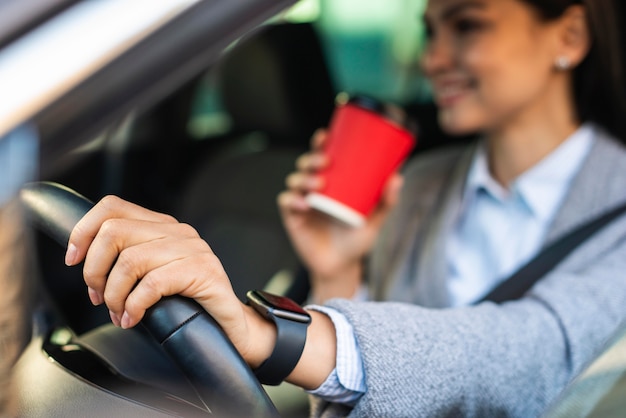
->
xmin=424 ymin=0 xmax=487 ymax=23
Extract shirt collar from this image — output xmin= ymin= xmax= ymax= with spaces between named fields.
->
xmin=464 ymin=123 xmax=596 ymax=221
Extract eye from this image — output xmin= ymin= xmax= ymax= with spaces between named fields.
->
xmin=423 ymin=22 xmax=434 ymax=40
xmin=452 ymin=18 xmax=486 ymax=35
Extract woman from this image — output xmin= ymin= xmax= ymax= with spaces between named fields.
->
xmin=67 ymin=0 xmax=626 ymax=416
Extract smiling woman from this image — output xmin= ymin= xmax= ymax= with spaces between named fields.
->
xmin=268 ymin=0 xmax=626 ymax=415
xmin=7 ymin=0 xmax=626 ymax=416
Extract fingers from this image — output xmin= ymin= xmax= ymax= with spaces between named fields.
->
xmin=295 ymin=151 xmax=328 ymax=173
xmin=291 ymin=128 xmax=330 ymax=188
xmin=83 ymin=222 xmax=197 ymax=304
xmin=277 ymin=190 xmax=310 ymax=213
xmin=86 ymin=226 xmax=222 ymax=329
xmin=82 ymin=219 xmax=197 ymax=302
xmin=279 ymin=134 xmax=329 ymax=214
xmin=310 ymin=128 xmax=328 ymax=149
xmin=66 ymin=195 xmax=176 ymax=266
xmin=62 ymin=194 xmax=248 ymax=340
xmin=279 ymin=170 xmax=326 ymax=216
xmin=285 ymin=170 xmax=325 ymax=193
xmin=116 ymin=253 xmax=224 ymax=329
xmin=65 ymin=194 xmax=219 ymax=329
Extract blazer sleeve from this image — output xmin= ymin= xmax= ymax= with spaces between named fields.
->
xmin=313 ymin=223 xmax=626 ymax=418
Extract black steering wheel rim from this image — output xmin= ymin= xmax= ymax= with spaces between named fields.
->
xmin=20 ymin=181 xmax=279 ymax=418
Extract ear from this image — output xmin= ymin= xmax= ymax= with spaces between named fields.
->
xmin=554 ymin=5 xmax=591 ymax=69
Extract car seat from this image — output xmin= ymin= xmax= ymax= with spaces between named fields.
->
xmin=176 ymin=22 xmax=336 ymax=302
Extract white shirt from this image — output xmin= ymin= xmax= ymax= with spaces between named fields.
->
xmin=446 ymin=124 xmax=595 ymax=306
xmin=307 ymin=123 xmax=595 ymax=404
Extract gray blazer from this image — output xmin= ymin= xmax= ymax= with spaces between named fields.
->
xmin=311 ymin=127 xmax=626 ymax=417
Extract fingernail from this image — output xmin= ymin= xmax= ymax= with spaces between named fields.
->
xmin=308 ymin=176 xmax=324 ymax=189
xmin=121 ymin=311 xmax=131 ymax=329
xmin=313 ymin=154 xmax=326 ymax=164
xmin=65 ymin=243 xmax=77 ymax=266
xmin=294 ymin=196 xmax=310 ymax=211
xmin=87 ymin=287 xmax=102 ymax=305
xmin=109 ymin=310 xmax=121 ymax=327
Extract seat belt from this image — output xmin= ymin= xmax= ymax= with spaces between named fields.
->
xmin=480 ymin=200 xmax=626 ymax=304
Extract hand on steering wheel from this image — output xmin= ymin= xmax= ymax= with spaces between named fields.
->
xmin=20 ymin=182 xmax=279 ymax=417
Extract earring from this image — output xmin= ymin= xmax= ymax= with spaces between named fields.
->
xmin=555 ymin=56 xmax=571 ymax=70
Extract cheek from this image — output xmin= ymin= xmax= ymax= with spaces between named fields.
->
xmin=488 ymin=60 xmax=554 ymax=110
xmin=436 ymin=35 xmax=555 ymax=134
xmin=460 ymin=34 xmax=504 ymax=75
xmin=463 ymin=32 xmax=552 ymax=91
xmin=436 ymin=67 xmax=547 ymax=135
xmin=466 ymin=45 xmax=553 ymax=110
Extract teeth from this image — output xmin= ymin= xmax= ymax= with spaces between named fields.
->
xmin=439 ymin=86 xmax=462 ymax=98
xmin=435 ymin=84 xmax=466 ymax=102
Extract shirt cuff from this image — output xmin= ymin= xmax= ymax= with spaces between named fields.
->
xmin=304 ymin=305 xmax=366 ymax=405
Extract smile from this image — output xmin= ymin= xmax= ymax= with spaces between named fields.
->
xmin=433 ymin=81 xmax=472 ymax=107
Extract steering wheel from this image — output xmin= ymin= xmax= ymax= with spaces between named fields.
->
xmin=20 ymin=182 xmax=280 ymax=418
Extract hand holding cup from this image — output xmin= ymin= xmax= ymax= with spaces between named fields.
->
xmin=305 ymin=94 xmax=416 ymax=227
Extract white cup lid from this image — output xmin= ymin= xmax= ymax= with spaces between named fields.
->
xmin=305 ymin=193 xmax=365 ymax=227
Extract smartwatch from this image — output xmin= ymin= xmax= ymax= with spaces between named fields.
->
xmin=246 ymin=290 xmax=311 ymax=385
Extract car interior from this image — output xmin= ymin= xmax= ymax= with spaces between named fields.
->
xmin=11 ymin=3 xmax=473 ymax=415
xmin=36 ymin=1 xmax=468 ymax=336
xmin=8 ymin=0 xmax=626 ymax=416
xmin=8 ymin=3 xmax=443 ymax=416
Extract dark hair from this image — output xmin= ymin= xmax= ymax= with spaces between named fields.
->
xmin=521 ymin=0 xmax=626 ymax=142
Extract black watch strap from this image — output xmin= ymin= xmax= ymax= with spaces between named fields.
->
xmin=253 ymin=315 xmax=308 ymax=385
xmin=246 ymin=290 xmax=311 ymax=386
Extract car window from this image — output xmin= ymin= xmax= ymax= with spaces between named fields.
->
xmin=315 ymin=0 xmax=428 ymax=103
xmin=0 ymin=0 xmax=203 ymax=139
xmin=0 ymin=0 xmax=302 ymax=324
xmin=0 ymin=0 xmax=79 ymax=49
xmin=0 ymin=125 xmax=38 ymax=207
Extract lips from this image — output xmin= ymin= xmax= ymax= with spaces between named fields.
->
xmin=432 ymin=79 xmax=473 ymax=107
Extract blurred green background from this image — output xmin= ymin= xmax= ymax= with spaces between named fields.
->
xmin=188 ymin=0 xmax=430 ymax=141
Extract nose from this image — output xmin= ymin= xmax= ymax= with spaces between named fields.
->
xmin=420 ymin=33 xmax=454 ymax=76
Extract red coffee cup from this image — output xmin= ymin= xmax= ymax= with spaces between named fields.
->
xmin=306 ymin=94 xmax=416 ymax=227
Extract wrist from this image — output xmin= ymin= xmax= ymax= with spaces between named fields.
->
xmin=242 ymin=299 xmax=338 ymax=390
xmin=310 ymin=262 xmax=363 ymax=303
xmin=286 ymin=310 xmax=336 ymax=390
xmin=245 ymin=290 xmax=312 ymax=385
xmin=242 ymin=304 xmax=277 ymax=369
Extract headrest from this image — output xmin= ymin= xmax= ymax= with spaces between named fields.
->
xmin=215 ymin=22 xmax=336 ymax=145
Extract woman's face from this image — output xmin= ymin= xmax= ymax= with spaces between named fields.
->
xmin=421 ymin=0 xmax=567 ymax=136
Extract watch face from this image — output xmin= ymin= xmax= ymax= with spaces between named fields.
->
xmin=251 ymin=291 xmax=311 ymax=324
